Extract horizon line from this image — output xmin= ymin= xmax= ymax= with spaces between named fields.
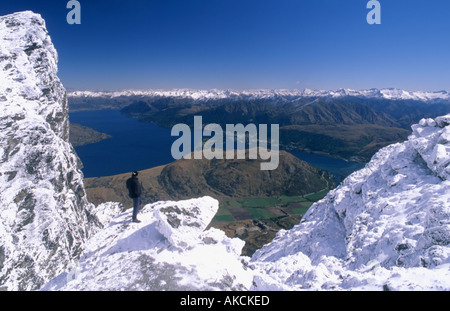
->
xmin=66 ymin=87 xmax=449 ymax=93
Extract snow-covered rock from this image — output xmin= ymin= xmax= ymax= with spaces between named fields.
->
xmin=250 ymin=114 xmax=450 ymax=290
xmin=42 ymin=197 xmax=253 ymax=291
xmin=91 ymin=202 xmax=124 ymax=228
xmin=154 ymin=197 xmax=219 ymax=249
xmin=0 ymin=11 xmax=104 ymax=291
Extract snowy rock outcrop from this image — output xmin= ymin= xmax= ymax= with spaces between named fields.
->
xmin=42 ymin=197 xmax=253 ymax=291
xmin=154 ymin=198 xmax=219 ymax=249
xmin=0 ymin=11 xmax=104 ymax=290
xmin=250 ymin=114 xmax=450 ymax=290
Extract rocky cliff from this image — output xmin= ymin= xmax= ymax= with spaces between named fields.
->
xmin=0 ymin=11 xmax=111 ymax=290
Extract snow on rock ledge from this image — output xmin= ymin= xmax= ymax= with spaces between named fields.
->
xmin=42 ymin=197 xmax=252 ymax=291
xmin=250 ymin=114 xmax=450 ymax=291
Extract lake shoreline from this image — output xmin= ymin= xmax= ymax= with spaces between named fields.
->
xmin=69 ymin=109 xmax=365 ymax=180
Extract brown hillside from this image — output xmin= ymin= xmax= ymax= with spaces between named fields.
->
xmin=84 ymin=150 xmax=331 ymax=209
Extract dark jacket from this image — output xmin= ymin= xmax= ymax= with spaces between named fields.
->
xmin=126 ymin=176 xmax=142 ymax=198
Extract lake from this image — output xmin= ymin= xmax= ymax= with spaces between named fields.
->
xmin=69 ymin=109 xmax=365 ymax=181
xmin=69 ymin=109 xmax=176 ymax=178
xmin=289 ymin=151 xmax=364 ymax=185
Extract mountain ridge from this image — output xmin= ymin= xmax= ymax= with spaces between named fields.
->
xmin=68 ymin=87 xmax=450 ymax=103
xmin=68 ymin=86 xmax=450 ymax=164
xmin=84 ymin=150 xmax=331 ymax=206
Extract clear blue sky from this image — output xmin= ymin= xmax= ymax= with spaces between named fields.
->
xmin=2 ymin=0 xmax=450 ymax=91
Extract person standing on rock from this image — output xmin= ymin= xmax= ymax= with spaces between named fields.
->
xmin=126 ymin=171 xmax=142 ymax=223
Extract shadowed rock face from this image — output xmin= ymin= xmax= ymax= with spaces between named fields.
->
xmin=0 ymin=11 xmax=101 ymax=290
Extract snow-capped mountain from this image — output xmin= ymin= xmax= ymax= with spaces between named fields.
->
xmin=250 ymin=114 xmax=450 ymax=290
xmin=68 ymin=88 xmax=450 ymax=103
xmin=0 ymin=11 xmax=120 ymax=291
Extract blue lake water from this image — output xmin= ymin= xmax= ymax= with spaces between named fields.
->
xmin=289 ymin=151 xmax=365 ymax=185
xmin=69 ymin=109 xmax=365 ymax=182
xmin=69 ymin=109 xmax=176 ymax=178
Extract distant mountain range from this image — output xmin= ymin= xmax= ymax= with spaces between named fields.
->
xmin=68 ymin=88 xmax=450 ymax=163
xmin=68 ymin=88 xmax=450 ymax=103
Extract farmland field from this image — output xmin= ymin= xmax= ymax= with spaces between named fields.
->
xmin=212 ymin=191 xmax=328 ymax=224
xmin=210 ymin=189 xmax=330 ymax=255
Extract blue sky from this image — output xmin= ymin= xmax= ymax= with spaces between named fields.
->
xmin=2 ymin=0 xmax=450 ymax=91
